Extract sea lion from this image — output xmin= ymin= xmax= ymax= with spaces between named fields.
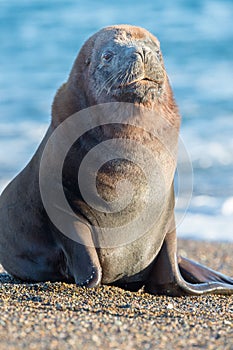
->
xmin=0 ymin=25 xmax=233 ymax=295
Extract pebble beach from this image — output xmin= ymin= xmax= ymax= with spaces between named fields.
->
xmin=0 ymin=239 xmax=233 ymax=350
xmin=1 ymin=2 xmax=233 ymax=349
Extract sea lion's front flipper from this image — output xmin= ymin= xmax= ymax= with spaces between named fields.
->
xmin=52 ymin=219 xmax=102 ymax=288
xmin=145 ymin=229 xmax=233 ymax=296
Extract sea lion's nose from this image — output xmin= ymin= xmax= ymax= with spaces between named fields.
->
xmin=142 ymin=47 xmax=156 ymax=65
xmin=130 ymin=47 xmax=153 ymax=65
xmin=129 ymin=48 xmax=144 ymax=62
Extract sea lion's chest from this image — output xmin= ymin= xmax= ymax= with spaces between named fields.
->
xmin=65 ymin=130 xmax=175 ymax=283
xmin=97 ymin=224 xmax=167 ymax=284
xmin=72 ymin=159 xmax=173 ymax=284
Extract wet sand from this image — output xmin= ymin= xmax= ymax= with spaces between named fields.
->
xmin=0 ymin=239 xmax=233 ymax=350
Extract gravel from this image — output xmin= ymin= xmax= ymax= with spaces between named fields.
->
xmin=0 ymin=239 xmax=233 ymax=350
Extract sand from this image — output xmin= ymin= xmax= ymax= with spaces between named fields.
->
xmin=0 ymin=239 xmax=233 ymax=350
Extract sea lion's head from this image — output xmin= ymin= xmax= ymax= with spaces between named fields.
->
xmin=52 ymin=25 xmax=172 ymax=126
xmin=83 ymin=25 xmax=166 ymax=105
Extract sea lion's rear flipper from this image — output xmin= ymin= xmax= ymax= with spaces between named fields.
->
xmin=145 ymin=229 xmax=233 ymax=296
xmin=178 ymin=256 xmax=233 ymax=285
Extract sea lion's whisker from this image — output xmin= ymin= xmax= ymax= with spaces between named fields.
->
xmin=110 ymin=69 xmax=128 ymax=90
xmin=97 ymin=72 xmax=118 ymax=96
xmin=100 ymin=69 xmax=127 ymax=94
xmin=119 ymin=71 xmax=128 ymax=87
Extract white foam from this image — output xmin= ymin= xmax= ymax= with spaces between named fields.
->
xmin=222 ymin=197 xmax=233 ymax=216
xmin=177 ymin=212 xmax=233 ymax=241
xmin=180 ymin=125 xmax=233 ymax=167
xmin=0 ymin=122 xmax=47 ymax=168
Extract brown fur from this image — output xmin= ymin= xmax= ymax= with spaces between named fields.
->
xmin=1 ymin=25 xmax=233 ymax=295
xmin=52 ymin=25 xmax=178 ymax=128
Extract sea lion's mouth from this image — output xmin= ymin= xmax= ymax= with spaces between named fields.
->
xmin=118 ymin=77 xmax=158 ymax=89
xmin=112 ymin=78 xmax=163 ymax=101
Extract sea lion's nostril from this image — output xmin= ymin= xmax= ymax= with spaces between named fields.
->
xmin=136 ymin=50 xmax=144 ymax=62
xmin=142 ymin=47 xmax=153 ymax=64
xmin=130 ymin=48 xmax=144 ymax=62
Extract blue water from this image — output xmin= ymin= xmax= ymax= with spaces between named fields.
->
xmin=0 ymin=0 xmax=233 ymax=240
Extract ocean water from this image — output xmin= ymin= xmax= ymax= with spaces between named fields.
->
xmin=0 ymin=0 xmax=232 ymax=241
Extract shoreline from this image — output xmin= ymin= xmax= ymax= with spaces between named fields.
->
xmin=1 ymin=239 xmax=233 ymax=349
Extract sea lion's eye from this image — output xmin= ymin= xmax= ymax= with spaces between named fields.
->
xmin=102 ymin=51 xmax=114 ymax=62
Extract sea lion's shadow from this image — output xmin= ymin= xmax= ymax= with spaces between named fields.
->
xmin=0 ymin=272 xmax=22 ymax=284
